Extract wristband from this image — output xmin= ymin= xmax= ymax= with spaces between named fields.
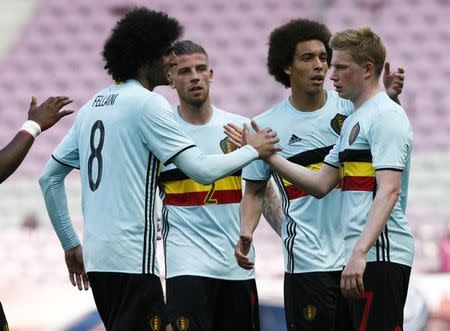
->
xmin=20 ymin=120 xmax=42 ymax=138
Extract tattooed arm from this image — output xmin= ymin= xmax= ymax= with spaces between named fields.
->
xmin=261 ymin=178 xmax=283 ymax=236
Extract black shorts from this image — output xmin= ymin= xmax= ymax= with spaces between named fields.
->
xmin=0 ymin=301 xmax=8 ymax=331
xmin=284 ymin=271 xmax=341 ymax=331
xmin=334 ymin=261 xmax=411 ymax=331
xmin=88 ymin=272 xmax=168 ymax=331
xmin=166 ymin=275 xmax=260 ymax=331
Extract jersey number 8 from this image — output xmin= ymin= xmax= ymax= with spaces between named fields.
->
xmin=88 ymin=120 xmax=105 ymax=191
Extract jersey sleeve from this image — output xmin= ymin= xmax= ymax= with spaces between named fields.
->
xmin=52 ymin=112 xmax=81 ymax=169
xmin=369 ymin=109 xmax=412 ymax=171
xmin=138 ymin=94 xmax=196 ymax=165
xmin=242 ymin=159 xmax=272 ymax=181
xmin=323 ymin=135 xmax=341 ymax=168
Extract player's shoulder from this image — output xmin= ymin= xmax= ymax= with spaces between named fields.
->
xmin=372 ymin=92 xmax=406 ymax=118
xmin=366 ymin=93 xmax=411 ymax=131
xmin=252 ymin=98 xmax=287 ymax=123
xmin=124 ymin=81 xmax=167 ymax=104
xmin=212 ymin=105 xmax=249 ymax=125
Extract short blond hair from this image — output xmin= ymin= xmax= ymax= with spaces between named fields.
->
xmin=329 ymin=26 xmax=386 ymax=77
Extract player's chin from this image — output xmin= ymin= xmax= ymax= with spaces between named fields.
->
xmin=187 ymin=95 xmax=207 ymax=105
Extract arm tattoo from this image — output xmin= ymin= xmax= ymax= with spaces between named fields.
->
xmin=261 ymin=178 xmax=283 ymax=237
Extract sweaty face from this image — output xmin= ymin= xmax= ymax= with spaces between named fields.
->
xmin=330 ymin=50 xmax=365 ymax=103
xmin=285 ymin=40 xmax=328 ymax=95
xmin=169 ymin=53 xmax=212 ymax=106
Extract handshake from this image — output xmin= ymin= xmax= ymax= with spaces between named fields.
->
xmin=224 ymin=120 xmax=281 ymax=159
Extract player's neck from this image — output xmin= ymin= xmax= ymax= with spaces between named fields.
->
xmin=178 ymin=99 xmax=213 ymax=125
xmin=134 ymin=75 xmax=154 ymax=91
xmin=289 ymin=89 xmax=327 ymax=112
xmin=353 ymin=81 xmax=381 ymax=110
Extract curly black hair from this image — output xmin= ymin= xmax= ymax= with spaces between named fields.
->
xmin=267 ymin=19 xmax=332 ymax=88
xmin=102 ymin=7 xmax=183 ymax=82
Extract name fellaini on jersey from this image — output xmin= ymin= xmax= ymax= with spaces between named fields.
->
xmin=92 ymin=94 xmax=119 ymax=108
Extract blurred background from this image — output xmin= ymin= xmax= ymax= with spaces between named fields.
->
xmin=0 ymin=0 xmax=449 ymax=330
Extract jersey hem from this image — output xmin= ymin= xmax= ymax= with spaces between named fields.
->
xmin=284 ymin=266 xmax=344 ymax=274
xmin=166 ymin=271 xmax=255 ymax=280
xmin=374 ymin=166 xmax=404 ymax=172
xmin=85 ymin=268 xmax=160 ymax=277
xmin=365 ymin=257 xmax=413 ymax=267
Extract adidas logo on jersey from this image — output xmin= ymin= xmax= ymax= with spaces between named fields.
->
xmin=288 ymin=134 xmax=302 ymax=145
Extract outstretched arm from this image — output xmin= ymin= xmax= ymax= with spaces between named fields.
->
xmin=172 ymin=125 xmax=280 ymax=185
xmin=0 ymin=133 xmax=34 ymax=183
xmin=225 ymin=120 xmax=339 ymax=198
xmin=265 ymin=154 xmax=339 ymax=198
xmin=0 ymin=96 xmax=74 ymax=183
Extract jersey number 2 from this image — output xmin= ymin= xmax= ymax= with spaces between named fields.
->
xmin=204 ymin=182 xmax=218 ymax=204
xmin=88 ymin=120 xmax=105 ymax=191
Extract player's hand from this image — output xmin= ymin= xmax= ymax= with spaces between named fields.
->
xmin=340 ymin=249 xmax=366 ymax=298
xmin=244 ymin=120 xmax=281 ymax=159
xmin=65 ymin=245 xmax=89 ymax=291
xmin=235 ymin=234 xmax=254 ymax=270
xmin=223 ymin=122 xmax=243 ymax=148
xmin=28 ymin=96 xmax=75 ymax=131
xmin=383 ymin=62 xmax=405 ymax=99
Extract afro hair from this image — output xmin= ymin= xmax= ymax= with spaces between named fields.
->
xmin=102 ymin=7 xmax=183 ymax=82
xmin=267 ymin=19 xmax=332 ymax=88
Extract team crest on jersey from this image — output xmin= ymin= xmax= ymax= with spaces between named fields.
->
xmin=220 ymin=137 xmax=238 ymax=154
xmin=330 ymin=113 xmax=348 ymax=135
xmin=303 ymin=304 xmax=316 ymax=320
xmin=176 ymin=316 xmax=190 ymax=330
xmin=149 ymin=315 xmax=161 ymax=331
xmin=348 ymin=122 xmax=360 ymax=145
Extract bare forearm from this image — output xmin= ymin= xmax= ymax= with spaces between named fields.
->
xmin=353 ymin=188 xmax=399 ymax=255
xmin=266 ymin=154 xmax=337 ymax=198
xmin=0 ymin=132 xmax=34 ymax=183
xmin=240 ymin=189 xmax=264 ymax=236
xmin=261 ymin=179 xmax=283 ymax=236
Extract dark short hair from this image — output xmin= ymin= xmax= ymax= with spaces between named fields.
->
xmin=267 ymin=18 xmax=332 ymax=88
xmin=171 ymin=40 xmax=207 ymax=57
xmin=102 ymin=7 xmax=183 ymax=82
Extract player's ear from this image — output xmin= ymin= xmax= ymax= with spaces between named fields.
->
xmin=284 ymin=65 xmax=292 ymax=76
xmin=209 ymin=69 xmax=214 ymax=82
xmin=364 ymin=62 xmax=374 ymax=79
xmin=168 ymin=72 xmax=175 ymax=89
